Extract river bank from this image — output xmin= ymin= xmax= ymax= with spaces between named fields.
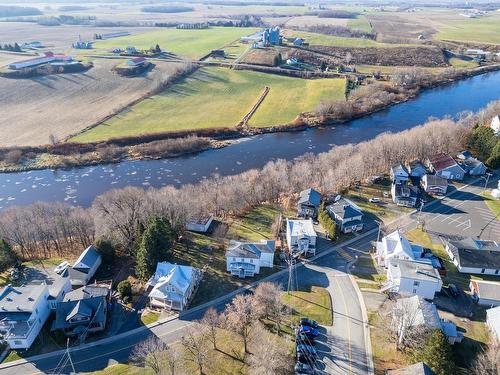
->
xmin=0 ymin=63 xmax=499 ymax=174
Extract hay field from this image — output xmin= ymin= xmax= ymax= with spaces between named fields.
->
xmin=281 ymin=29 xmax=401 ymax=48
xmin=0 ymin=59 xmax=184 ymax=147
xmin=284 ymin=15 xmax=350 ymax=28
xmin=0 ymin=22 xmax=155 ymax=52
xmin=71 ymin=67 xmax=346 ymax=142
xmin=436 ymin=14 xmax=500 ymax=45
xmin=93 ymin=27 xmax=259 ymax=59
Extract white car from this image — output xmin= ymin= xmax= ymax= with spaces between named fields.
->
xmin=369 ymin=197 xmax=381 ymax=203
xmin=54 ymin=261 xmax=70 ymax=274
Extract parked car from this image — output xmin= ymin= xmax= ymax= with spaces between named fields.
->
xmin=296 ymin=344 xmax=317 ymax=358
xmin=369 ymin=197 xmax=381 ymax=203
xmin=54 ymin=261 xmax=70 ymax=274
xmin=448 ymin=284 xmax=460 ymax=297
xmin=296 ymin=325 xmax=319 ymax=338
xmin=9 ymin=269 xmax=20 ymax=281
xmin=296 ymin=333 xmax=315 ymax=345
xmin=295 ymin=361 xmax=315 ymax=374
xmin=300 ymin=318 xmax=319 ymax=329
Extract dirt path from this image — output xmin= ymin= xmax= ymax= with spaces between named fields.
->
xmin=237 ymin=86 xmax=270 ymax=128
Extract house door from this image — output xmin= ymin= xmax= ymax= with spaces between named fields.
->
xmin=238 ymin=268 xmax=245 ymax=278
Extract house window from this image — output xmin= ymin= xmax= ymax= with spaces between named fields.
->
xmin=14 ymin=340 xmax=22 ymax=346
xmin=481 ymin=269 xmax=485 ymax=274
xmin=412 ymin=289 xmax=417 ymax=294
xmin=496 ymin=270 xmax=499 ymax=275
xmin=233 ymin=257 xmax=236 ymax=261
xmin=35 ymin=308 xmax=38 ymax=314
xmin=413 ymin=281 xmax=420 ymax=287
xmin=250 ymin=259 xmax=253 ymax=263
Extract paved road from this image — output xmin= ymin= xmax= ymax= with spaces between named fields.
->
xmin=0 ymin=236 xmax=375 ymax=375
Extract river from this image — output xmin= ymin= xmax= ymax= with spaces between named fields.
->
xmin=1 ymin=70 xmax=500 ymax=210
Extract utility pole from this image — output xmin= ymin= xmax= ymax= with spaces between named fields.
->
xmin=376 ymin=220 xmax=382 ymax=242
xmin=483 ymin=172 xmax=493 ymax=192
xmin=416 ymin=200 xmax=424 ymax=226
xmin=66 ymin=338 xmax=76 ymax=374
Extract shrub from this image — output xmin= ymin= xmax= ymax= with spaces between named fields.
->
xmin=94 ymin=238 xmax=115 ymax=264
xmin=117 ymin=280 xmax=132 ymax=299
xmin=3 ymin=150 xmax=23 ymax=164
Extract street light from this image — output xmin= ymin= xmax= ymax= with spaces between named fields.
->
xmin=482 ymin=172 xmax=493 ymax=192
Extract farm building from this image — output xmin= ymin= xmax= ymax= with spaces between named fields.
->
xmin=263 ymin=26 xmax=282 ymax=46
xmin=97 ymin=32 xmax=130 ymax=40
xmin=127 ymin=57 xmax=147 ymax=67
xmin=8 ymin=52 xmax=73 ymax=70
xmin=73 ymin=41 xmax=93 ymax=49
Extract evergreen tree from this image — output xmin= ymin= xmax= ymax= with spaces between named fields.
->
xmin=0 ymin=239 xmax=17 ymax=273
xmin=415 ymin=330 xmax=455 ymax=375
xmin=135 ymin=217 xmax=174 ymax=280
xmin=94 ymin=238 xmax=115 ymax=265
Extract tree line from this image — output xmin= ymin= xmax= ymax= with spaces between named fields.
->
xmin=0 ymin=114 xmax=474 ymax=262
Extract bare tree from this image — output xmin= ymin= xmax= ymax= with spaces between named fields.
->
xmin=472 ymin=340 xmax=500 ymax=375
xmin=130 ymin=336 xmax=179 ymax=375
xmin=247 ymin=323 xmax=294 ymax=375
xmin=224 ymin=294 xmax=258 ymax=355
xmin=181 ymin=324 xmax=211 ymax=375
xmin=392 ymin=297 xmax=426 ymax=349
xmin=200 ymin=307 xmax=220 ymax=350
xmin=253 ymin=282 xmax=285 ymax=334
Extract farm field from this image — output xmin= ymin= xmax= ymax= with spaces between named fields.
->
xmin=436 ymin=14 xmax=500 ymax=45
xmin=0 ymin=59 xmax=184 ymax=147
xmin=281 ymin=29 xmax=402 ymax=48
xmin=93 ymin=27 xmax=259 ymax=59
xmin=347 ymin=16 xmax=373 ymax=32
xmin=71 ymin=67 xmax=346 ymax=142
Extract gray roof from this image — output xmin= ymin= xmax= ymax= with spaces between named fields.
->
xmin=389 ymin=259 xmax=441 ymax=283
xmin=63 ymin=267 xmax=88 ymax=283
xmin=387 ymin=362 xmax=436 ymax=375
xmin=73 ymin=245 xmax=101 ymax=271
xmin=394 ymin=184 xmax=418 ymax=200
xmin=226 ymin=240 xmax=275 ymax=259
xmin=460 ymin=157 xmax=485 ymax=171
xmin=472 ymin=280 xmax=500 ymax=301
xmin=64 ymin=285 xmax=110 ymax=302
xmin=446 ymin=238 xmax=500 ymax=269
xmin=391 ymin=163 xmax=409 ymax=176
xmin=327 ymin=198 xmax=363 ymax=220
xmin=47 ymin=277 xmax=70 ymax=300
xmin=423 ymin=174 xmax=447 ymax=187
xmin=52 ymin=296 xmax=106 ymax=331
xmin=298 ymin=188 xmax=321 ymax=207
xmin=0 ymin=285 xmax=46 ymax=313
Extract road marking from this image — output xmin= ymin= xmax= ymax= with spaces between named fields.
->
xmin=334 ymin=276 xmax=352 ymax=375
xmin=448 ymin=216 xmax=463 ymax=224
xmin=337 ymin=248 xmax=354 ymax=262
xmin=456 ymin=219 xmax=471 ymax=230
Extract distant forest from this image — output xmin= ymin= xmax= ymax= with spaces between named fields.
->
xmin=0 ymin=5 xmax=42 ymax=17
xmin=141 ymin=6 xmax=194 ymax=13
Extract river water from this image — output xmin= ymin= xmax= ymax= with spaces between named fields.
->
xmin=1 ymin=71 xmax=500 ymax=210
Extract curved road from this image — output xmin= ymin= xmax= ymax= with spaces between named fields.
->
xmin=0 ymin=235 xmax=376 ymax=375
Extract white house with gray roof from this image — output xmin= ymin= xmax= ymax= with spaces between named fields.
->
xmin=148 ymin=262 xmax=201 ymax=311
xmin=286 ymin=219 xmax=317 ymax=257
xmin=226 ymin=240 xmax=275 ymax=278
xmin=0 ymin=284 xmax=51 ymax=349
xmin=469 ymin=280 xmax=500 ymax=307
xmin=391 ymin=164 xmax=410 ymax=184
xmin=64 ymin=245 xmax=102 ymax=287
xmin=376 ymin=231 xmax=429 ymax=268
xmin=444 ymin=238 xmax=500 ymax=275
xmin=326 ymin=197 xmax=364 ymax=234
xmin=384 ymin=259 xmax=442 ymax=300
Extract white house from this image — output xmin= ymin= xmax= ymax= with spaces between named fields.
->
xmin=384 ymin=259 xmax=442 ymax=300
xmin=186 ymin=215 xmax=213 ymax=233
xmin=469 ymin=280 xmax=500 ymax=307
xmin=148 ymin=262 xmax=201 ymax=311
xmin=225 ymin=240 xmax=275 ymax=278
xmin=47 ymin=276 xmax=72 ymax=310
xmin=444 ymin=238 xmax=500 ymax=275
xmin=64 ymin=245 xmax=102 ymax=287
xmin=486 ymin=305 xmax=500 ymax=341
xmin=393 ymin=295 xmax=463 ymax=345
xmin=421 ymin=174 xmax=448 ymax=195
xmin=326 ymin=197 xmax=364 ymax=234
xmin=491 ymin=115 xmax=500 ymax=135
xmin=426 ymin=153 xmax=465 ymax=181
xmin=0 ymin=284 xmax=51 ymax=349
xmin=390 ymin=163 xmax=410 ymax=184
xmin=376 ymin=230 xmax=429 ymax=267
xmin=286 ymin=219 xmax=317 ymax=257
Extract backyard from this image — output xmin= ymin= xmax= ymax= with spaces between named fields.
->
xmin=72 ymin=67 xmax=345 ymax=142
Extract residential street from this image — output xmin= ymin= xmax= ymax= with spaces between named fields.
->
xmin=0 ymin=236 xmax=375 ymax=375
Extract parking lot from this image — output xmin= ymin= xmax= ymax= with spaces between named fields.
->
xmin=419 ymin=178 xmax=500 ymax=240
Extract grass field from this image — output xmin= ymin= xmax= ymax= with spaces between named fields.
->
xmin=448 ymin=57 xmax=479 ymax=69
xmin=283 ymin=29 xmax=401 ymax=48
xmin=72 ymin=67 xmax=345 ymax=142
xmin=282 ymin=286 xmax=333 ymax=326
xmin=437 ymin=14 xmax=500 ymax=45
xmin=347 ymin=16 xmax=373 ymax=32
xmin=94 ymin=27 xmax=259 ymax=59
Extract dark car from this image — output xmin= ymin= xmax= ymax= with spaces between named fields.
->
xmin=296 ymin=333 xmax=315 ymax=345
xmin=297 ymin=325 xmax=319 ymax=338
xmin=296 ymin=344 xmax=317 ymax=358
xmin=300 ymin=318 xmax=319 ymax=329
xmin=295 ymin=361 xmax=315 ymax=374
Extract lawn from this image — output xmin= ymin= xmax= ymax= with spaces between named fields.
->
xmin=282 ymin=286 xmax=333 ymax=326
xmin=227 ymin=204 xmax=283 ymax=241
xmin=93 ymin=27 xmax=259 ymax=59
xmin=140 ymin=311 xmax=160 ymax=325
xmin=437 ymin=14 xmax=500 ymax=45
xmin=448 ymin=57 xmax=478 ymax=69
xmin=85 ymin=364 xmax=153 ymax=375
xmin=481 ymin=192 xmax=500 ymax=218
xmin=72 ymin=67 xmax=345 ymax=142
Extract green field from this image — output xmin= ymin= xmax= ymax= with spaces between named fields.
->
xmin=347 ymin=16 xmax=373 ymax=32
xmin=437 ymin=14 xmax=500 ymax=45
xmin=94 ymin=27 xmax=259 ymax=59
xmin=72 ymin=67 xmax=345 ymax=142
xmin=283 ymin=30 xmax=403 ymax=48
